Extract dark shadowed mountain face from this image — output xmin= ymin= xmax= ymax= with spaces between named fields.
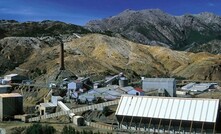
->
xmin=0 ymin=20 xmax=90 ymax=38
xmin=86 ymin=9 xmax=221 ymax=53
xmin=185 ymin=40 xmax=221 ymax=54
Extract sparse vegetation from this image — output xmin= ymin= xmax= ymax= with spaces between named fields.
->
xmin=61 ymin=125 xmax=111 ymax=134
xmin=11 ymin=126 xmax=26 ymax=134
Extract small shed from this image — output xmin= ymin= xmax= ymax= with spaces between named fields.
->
xmin=0 ymin=93 xmax=23 ymax=121
xmin=120 ymin=86 xmax=144 ymax=96
xmin=38 ymin=103 xmax=56 ymax=115
xmin=134 ymin=87 xmax=145 ymax=96
xmin=0 ymin=85 xmax=12 ymax=93
xmin=142 ymin=78 xmax=176 ymax=97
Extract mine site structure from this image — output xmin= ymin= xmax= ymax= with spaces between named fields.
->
xmin=103 ymin=72 xmax=124 ymax=86
xmin=1 ymin=35 xmax=220 ymax=133
xmin=56 ymin=36 xmax=65 ymax=71
xmin=1 ymin=71 xmax=221 ymax=133
xmin=92 ymin=72 xmax=128 ymax=88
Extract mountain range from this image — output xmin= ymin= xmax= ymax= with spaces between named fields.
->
xmin=86 ymin=9 xmax=221 ymax=54
xmin=0 ymin=20 xmax=90 ymax=38
xmin=0 ymin=9 xmax=221 ymax=81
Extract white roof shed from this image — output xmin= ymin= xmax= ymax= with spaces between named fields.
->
xmin=115 ymin=95 xmax=220 ymax=133
xmin=116 ymin=95 xmax=219 ymax=123
xmin=181 ymin=83 xmax=217 ymax=92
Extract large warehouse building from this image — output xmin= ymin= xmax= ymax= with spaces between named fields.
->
xmin=142 ymin=78 xmax=176 ymax=97
xmin=115 ymin=95 xmax=220 ymax=133
xmin=0 ymin=93 xmax=23 ymax=121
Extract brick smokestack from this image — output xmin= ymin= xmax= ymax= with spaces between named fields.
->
xmin=59 ymin=39 xmax=65 ymax=70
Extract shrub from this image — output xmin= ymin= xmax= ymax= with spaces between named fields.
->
xmin=61 ymin=125 xmax=76 ymax=134
xmin=25 ymin=123 xmax=55 ymax=134
xmin=102 ymin=106 xmax=113 ymax=116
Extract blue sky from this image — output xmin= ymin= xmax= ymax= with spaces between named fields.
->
xmin=0 ymin=0 xmax=221 ymax=25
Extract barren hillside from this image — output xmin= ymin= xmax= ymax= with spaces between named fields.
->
xmin=2 ymin=34 xmax=221 ymax=81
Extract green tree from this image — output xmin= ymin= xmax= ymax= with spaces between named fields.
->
xmin=26 ymin=123 xmax=56 ymax=134
xmin=61 ymin=125 xmax=76 ymax=134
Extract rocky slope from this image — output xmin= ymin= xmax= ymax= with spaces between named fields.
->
xmin=0 ymin=36 xmax=58 ymax=73
xmin=0 ymin=20 xmax=90 ymax=38
xmin=186 ymin=40 xmax=221 ymax=54
xmin=86 ymin=9 xmax=221 ymax=53
xmin=2 ymin=34 xmax=220 ymax=81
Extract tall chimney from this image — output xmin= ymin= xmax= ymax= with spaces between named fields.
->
xmin=59 ymin=39 xmax=65 ymax=70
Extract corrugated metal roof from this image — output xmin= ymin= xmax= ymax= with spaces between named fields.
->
xmin=120 ymin=86 xmax=134 ymax=92
xmin=181 ymin=83 xmax=195 ymax=90
xmin=104 ymin=90 xmax=122 ymax=96
xmin=93 ymin=85 xmax=119 ymax=93
xmin=40 ymin=103 xmax=56 ymax=108
xmin=0 ymin=93 xmax=22 ymax=98
xmin=181 ymin=83 xmax=217 ymax=92
xmin=143 ymin=78 xmax=175 ymax=82
xmin=116 ymin=95 xmax=219 ymax=123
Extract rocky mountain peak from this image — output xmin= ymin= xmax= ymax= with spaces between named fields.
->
xmin=86 ymin=9 xmax=221 ymax=53
xmin=195 ymin=12 xmax=221 ymax=24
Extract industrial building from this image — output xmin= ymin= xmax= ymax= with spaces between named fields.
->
xmin=67 ymin=81 xmax=83 ymax=91
xmin=77 ymin=85 xmax=144 ymax=103
xmin=142 ymin=78 xmax=176 ymax=97
xmin=37 ymin=103 xmax=56 ymax=116
xmin=115 ymin=95 xmax=220 ymax=133
xmin=120 ymin=86 xmax=144 ymax=96
xmin=0 ymin=85 xmax=12 ymax=93
xmin=0 ymin=93 xmax=23 ymax=121
xmin=3 ymin=74 xmax=28 ymax=84
xmin=78 ymin=85 xmax=121 ymax=103
xmin=181 ymin=83 xmax=217 ymax=93
xmin=36 ymin=96 xmax=63 ymax=115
